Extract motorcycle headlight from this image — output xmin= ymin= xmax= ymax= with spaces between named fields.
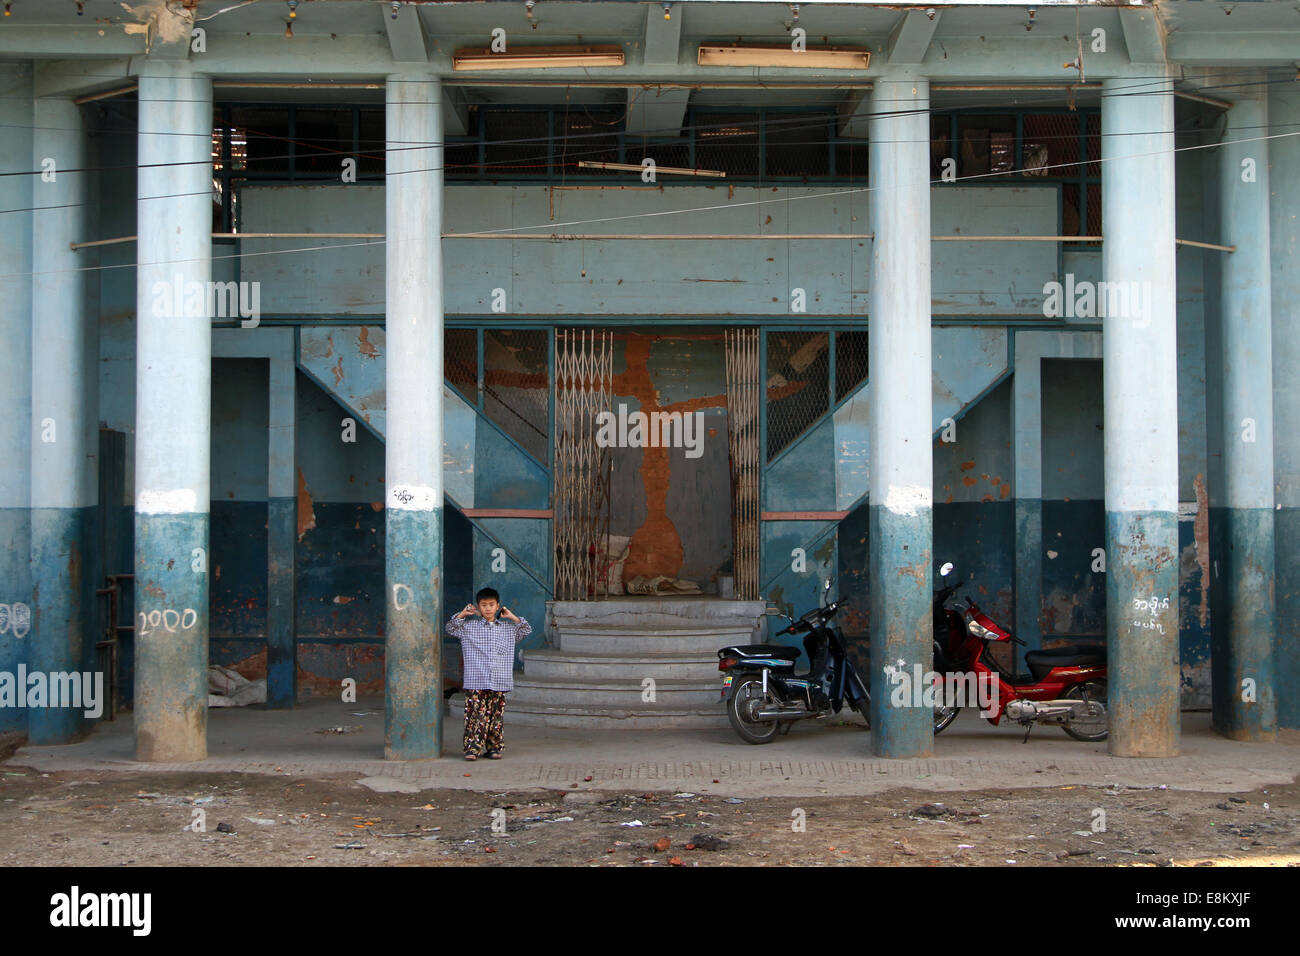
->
xmin=967 ymin=619 xmax=995 ymax=639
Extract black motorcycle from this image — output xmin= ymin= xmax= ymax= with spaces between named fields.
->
xmin=718 ymin=582 xmax=955 ymax=744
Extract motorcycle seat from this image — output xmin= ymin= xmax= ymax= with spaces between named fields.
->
xmin=727 ymin=644 xmax=801 ymax=662
xmin=1024 ymin=644 xmax=1106 ymax=681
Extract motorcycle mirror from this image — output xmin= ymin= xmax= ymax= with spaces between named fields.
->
xmin=939 ymin=562 xmax=954 ymax=577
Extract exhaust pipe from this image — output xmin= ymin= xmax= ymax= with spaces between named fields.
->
xmin=1005 ymin=699 xmax=1098 ymax=721
xmin=754 ymin=708 xmax=820 ymax=721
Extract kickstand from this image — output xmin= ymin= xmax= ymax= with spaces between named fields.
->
xmin=1021 ymin=721 xmax=1034 ymax=744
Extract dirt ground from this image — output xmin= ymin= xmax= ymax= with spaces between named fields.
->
xmin=1 ymin=763 xmax=1297 ymax=867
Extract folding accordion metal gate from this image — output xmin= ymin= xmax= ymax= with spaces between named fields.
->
xmin=553 ymin=329 xmax=613 ymax=600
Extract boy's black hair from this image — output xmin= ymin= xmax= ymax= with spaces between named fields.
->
xmin=475 ymin=587 xmax=500 ymax=604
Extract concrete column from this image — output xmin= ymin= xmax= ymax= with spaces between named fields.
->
xmin=1213 ymin=79 xmax=1276 ymax=740
xmin=0 ymin=66 xmax=33 ymax=734
xmin=1011 ymin=338 xmax=1043 ymax=667
xmin=133 ymin=64 xmax=212 ymax=762
xmin=384 ymin=74 xmax=444 ymax=759
xmin=266 ymin=354 xmax=297 ymax=708
xmin=1270 ymin=83 xmax=1300 ymax=730
xmin=867 ymin=77 xmax=933 ymax=758
xmin=29 ymin=97 xmax=95 ymax=743
xmin=1101 ymin=77 xmax=1180 ymax=757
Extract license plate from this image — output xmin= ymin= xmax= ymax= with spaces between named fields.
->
xmin=722 ymin=675 xmax=733 ymax=687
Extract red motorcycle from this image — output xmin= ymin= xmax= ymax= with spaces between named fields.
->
xmin=932 ymin=563 xmax=1109 ymax=741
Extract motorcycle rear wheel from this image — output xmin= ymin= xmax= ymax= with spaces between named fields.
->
xmin=933 ymin=704 xmax=960 ymax=735
xmin=1061 ymin=679 xmax=1109 ymax=741
xmin=727 ymin=677 xmax=783 ymax=745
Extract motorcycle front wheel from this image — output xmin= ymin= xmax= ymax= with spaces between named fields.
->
xmin=727 ymin=677 xmax=783 ymax=744
xmin=1061 ymin=679 xmax=1109 ymax=741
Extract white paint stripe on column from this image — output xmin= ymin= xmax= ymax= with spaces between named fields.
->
xmin=1101 ymin=75 xmax=1178 ymax=516
xmin=385 ymin=73 xmax=444 ymax=503
xmin=135 ymin=63 xmax=212 ymax=515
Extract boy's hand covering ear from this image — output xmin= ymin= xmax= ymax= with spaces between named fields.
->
xmin=460 ymin=603 xmax=477 ymax=618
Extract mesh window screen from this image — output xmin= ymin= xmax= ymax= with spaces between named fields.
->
xmin=765 ymin=114 xmax=832 ymax=178
xmin=556 ymin=110 xmax=621 ymax=173
xmin=444 ymin=329 xmax=477 ymax=400
xmin=1085 ymin=183 xmax=1102 ymax=237
xmin=358 ymin=109 xmax=384 ymax=175
xmin=295 ymin=109 xmax=353 ymax=176
xmin=695 ymin=113 xmax=760 ymax=178
xmin=484 ymin=111 xmax=548 ymax=176
xmin=229 ymin=108 xmax=289 ymax=174
xmin=484 ymin=329 xmax=549 ymax=461
xmin=631 ymin=140 xmax=690 ymax=170
xmin=930 ymin=114 xmax=951 ymax=179
xmin=444 ymin=142 xmax=478 ymax=179
xmin=958 ymin=115 xmax=1016 ymax=177
xmin=1086 ymin=113 xmax=1101 ymax=177
xmin=1022 ymin=113 xmax=1080 ymax=177
xmin=1063 ymin=183 xmax=1083 ymax=236
xmin=767 ymin=330 xmax=830 ymax=461
xmin=834 ymin=140 xmax=869 ymax=180
xmin=835 ymin=330 xmax=869 ymax=402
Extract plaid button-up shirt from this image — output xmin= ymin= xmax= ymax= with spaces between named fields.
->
xmin=445 ymin=613 xmax=532 ymax=691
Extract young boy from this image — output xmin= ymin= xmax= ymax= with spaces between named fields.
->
xmin=446 ymin=587 xmax=532 ymax=760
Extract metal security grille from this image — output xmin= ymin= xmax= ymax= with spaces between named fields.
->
xmin=484 ymin=329 xmax=549 ymax=462
xmin=726 ymin=329 xmax=761 ymax=601
xmin=445 ymin=328 xmax=477 ymax=399
xmin=835 ymin=330 xmax=869 ymax=402
xmin=554 ymin=329 xmax=612 ymax=601
xmin=766 ymin=330 xmax=830 ymax=461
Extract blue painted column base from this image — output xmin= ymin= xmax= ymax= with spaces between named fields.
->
xmin=1013 ymin=497 xmax=1043 ymax=669
xmin=1106 ymin=510 xmax=1180 ymax=757
xmin=27 ymin=507 xmax=95 ymax=744
xmin=868 ymin=505 xmax=934 ymax=758
xmin=0 ymin=506 xmax=31 ymax=734
xmin=134 ymin=512 xmax=209 ymax=762
xmin=1213 ymin=507 xmax=1277 ymax=740
xmin=266 ymin=497 xmax=296 ymax=708
xmin=1276 ymin=507 xmax=1300 ymax=729
xmin=385 ymin=507 xmax=442 ymax=759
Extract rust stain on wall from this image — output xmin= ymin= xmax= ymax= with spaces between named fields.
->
xmin=331 ymin=355 xmax=344 ymax=387
xmin=1193 ymin=471 xmax=1210 ymax=627
xmin=357 ymin=327 xmax=379 ymax=359
xmin=297 ymin=467 xmax=317 ymax=542
xmin=611 ymin=333 xmax=728 ymax=582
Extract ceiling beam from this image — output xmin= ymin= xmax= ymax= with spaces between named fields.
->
xmin=1167 ymin=33 xmax=1300 ymax=67
xmin=443 ymin=86 xmax=469 ymax=136
xmin=34 ymin=58 xmax=134 ymax=100
xmin=384 ymin=3 xmax=429 ymax=64
xmin=1119 ymin=7 xmax=1166 ymax=64
xmin=887 ymin=10 xmax=940 ymax=66
xmin=643 ymin=3 xmax=683 ymax=66
xmin=624 ymin=85 xmax=690 ymax=137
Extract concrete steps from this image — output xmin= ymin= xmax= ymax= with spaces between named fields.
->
xmin=523 ymin=648 xmax=718 ymax=682
xmin=511 ymin=677 xmax=723 ymax=709
xmin=480 ymin=597 xmax=767 ymax=729
xmin=448 ymin=695 xmax=730 ymax=729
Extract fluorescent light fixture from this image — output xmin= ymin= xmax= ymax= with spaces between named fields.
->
xmin=697 ymin=44 xmax=870 ymax=70
xmin=577 ymin=161 xmax=725 ymax=178
xmin=453 ymin=45 xmax=625 ymax=71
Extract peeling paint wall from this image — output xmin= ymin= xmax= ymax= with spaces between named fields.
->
xmin=609 ymin=331 xmax=731 ymax=587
